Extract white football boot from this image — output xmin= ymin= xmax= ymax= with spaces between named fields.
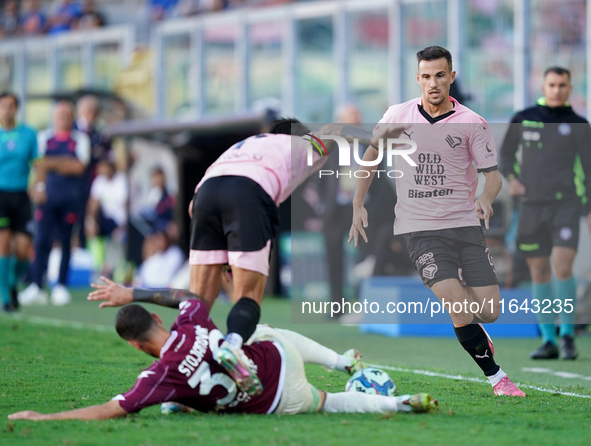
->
xmin=51 ymin=284 xmax=72 ymax=306
xmin=18 ymin=283 xmax=49 ymax=306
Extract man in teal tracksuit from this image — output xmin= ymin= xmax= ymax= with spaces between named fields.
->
xmin=0 ymin=93 xmax=38 ymax=312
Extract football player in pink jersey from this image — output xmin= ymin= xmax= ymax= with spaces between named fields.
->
xmin=187 ymin=118 xmax=407 ymax=396
xmin=7 ymin=279 xmax=437 ymax=420
xmin=348 ymin=46 xmax=525 ymax=397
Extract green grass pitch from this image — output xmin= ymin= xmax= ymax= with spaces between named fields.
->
xmin=1 ymin=290 xmax=590 ymax=446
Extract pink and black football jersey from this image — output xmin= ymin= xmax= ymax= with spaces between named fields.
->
xmin=373 ymin=96 xmax=498 ymax=234
xmin=194 ymin=133 xmax=327 ymax=206
xmin=114 ymin=300 xmax=284 ymax=414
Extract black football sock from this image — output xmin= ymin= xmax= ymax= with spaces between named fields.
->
xmin=226 ymin=297 xmax=261 ymax=348
xmin=454 ymin=324 xmax=500 ymax=377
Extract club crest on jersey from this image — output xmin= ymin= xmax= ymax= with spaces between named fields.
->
xmin=422 ymin=263 xmax=438 ymax=280
xmin=558 ymin=123 xmax=572 ymax=136
xmin=445 ymin=135 xmax=462 ymax=148
xmin=559 ymin=227 xmax=573 ymax=241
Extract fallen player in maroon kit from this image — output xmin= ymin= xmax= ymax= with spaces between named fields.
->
xmin=8 ymin=280 xmax=437 ymax=420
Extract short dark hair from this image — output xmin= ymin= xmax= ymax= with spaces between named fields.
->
xmin=0 ymin=92 xmax=19 ymax=107
xmin=268 ymin=118 xmax=310 ymax=136
xmin=544 ymin=66 xmax=571 ymax=82
xmin=115 ymin=305 xmax=156 ymax=342
xmin=416 ymin=46 xmax=453 ymax=71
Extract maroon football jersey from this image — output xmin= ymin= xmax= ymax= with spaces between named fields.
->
xmin=114 ymin=300 xmax=283 ymax=414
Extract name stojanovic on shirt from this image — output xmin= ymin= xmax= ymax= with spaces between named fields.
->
xmin=373 ymin=96 xmax=498 ymax=235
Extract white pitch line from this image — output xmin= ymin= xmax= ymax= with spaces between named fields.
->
xmin=369 ymin=363 xmax=591 ymax=399
xmin=5 ymin=315 xmax=591 ymax=399
xmin=522 ymin=367 xmax=591 ymax=381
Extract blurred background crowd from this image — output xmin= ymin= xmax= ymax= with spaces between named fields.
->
xmin=0 ymin=0 xmax=590 ymax=331
xmin=0 ymin=0 xmax=301 ymax=39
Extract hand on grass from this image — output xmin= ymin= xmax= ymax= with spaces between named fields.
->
xmin=8 ymin=411 xmax=46 ymax=421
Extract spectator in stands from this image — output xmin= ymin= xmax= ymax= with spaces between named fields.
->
xmin=47 ymin=0 xmax=82 ymax=35
xmin=85 ymin=156 xmax=128 ymax=278
xmin=18 ymin=101 xmax=90 ymax=307
xmin=227 ymin=0 xmax=293 ymax=8
xmin=149 ymin=0 xmax=179 ymax=21
xmin=173 ymin=0 xmax=225 ymax=16
xmin=75 ymin=94 xmax=111 ymax=248
xmin=74 ymin=0 xmax=105 ymax=30
xmin=140 ymin=167 xmax=175 ymax=234
xmin=318 ymin=104 xmax=363 ymax=317
xmin=21 ymin=0 xmax=47 ymax=36
xmin=135 ymin=227 xmax=185 ymax=288
xmin=0 ymin=93 xmax=38 ymax=313
xmin=76 ymin=95 xmax=111 ymax=180
xmin=225 ymin=0 xmax=247 ymax=9
xmin=0 ymin=1 xmax=20 ymax=38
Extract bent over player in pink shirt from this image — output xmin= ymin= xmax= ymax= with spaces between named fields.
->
xmin=187 ymin=118 xmax=407 ymax=396
xmin=349 ymin=46 xmax=525 ymax=397
xmin=8 ymin=280 xmax=437 ymax=420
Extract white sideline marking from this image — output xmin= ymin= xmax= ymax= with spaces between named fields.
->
xmin=522 ymin=367 xmax=591 ymax=381
xmin=369 ymin=363 xmax=591 ymax=399
xmin=5 ymin=315 xmax=591 ymax=399
xmin=4 ymin=313 xmax=113 ymax=333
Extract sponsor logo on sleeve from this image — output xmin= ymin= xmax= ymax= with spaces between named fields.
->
xmin=559 ymin=227 xmax=573 ymax=241
xmin=558 ymin=123 xmax=572 ymax=136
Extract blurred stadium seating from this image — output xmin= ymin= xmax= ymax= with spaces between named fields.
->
xmin=0 ymin=0 xmax=590 ymax=303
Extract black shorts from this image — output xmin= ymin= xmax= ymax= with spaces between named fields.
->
xmin=190 ymin=176 xmax=279 ymax=253
xmin=0 ymin=190 xmax=32 ymax=235
xmin=517 ymin=200 xmax=581 ymax=257
xmin=404 ymin=226 xmax=498 ymax=288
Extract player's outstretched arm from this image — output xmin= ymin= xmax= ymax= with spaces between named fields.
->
xmin=313 ymin=123 xmax=408 ymax=154
xmin=8 ymin=399 xmax=128 ymax=421
xmin=88 ymin=277 xmax=201 ymax=309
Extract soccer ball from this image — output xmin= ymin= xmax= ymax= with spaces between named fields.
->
xmin=161 ymin=402 xmax=183 ymax=414
xmin=345 ymin=367 xmax=396 ymax=396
